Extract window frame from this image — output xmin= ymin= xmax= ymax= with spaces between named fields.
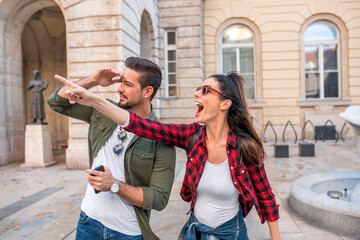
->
xmin=216 ymin=18 xmax=263 ymax=105
xmin=220 ymin=25 xmax=255 ymax=100
xmin=303 ymin=21 xmax=340 ymax=99
xmin=299 ymin=14 xmax=349 ymax=104
xmin=164 ymin=30 xmax=178 ymax=98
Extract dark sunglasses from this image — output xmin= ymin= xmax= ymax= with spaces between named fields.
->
xmin=196 ymin=85 xmax=227 ymax=99
xmin=113 ymin=128 xmax=127 ymax=155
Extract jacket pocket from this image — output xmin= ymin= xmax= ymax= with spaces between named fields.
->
xmin=89 ymin=116 xmax=105 ymax=142
xmin=186 ymin=149 xmax=200 ymax=168
xmin=131 ymin=148 xmax=155 ymax=184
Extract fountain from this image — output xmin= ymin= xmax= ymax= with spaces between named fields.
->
xmin=340 ymin=105 xmax=360 ymax=154
xmin=289 ymin=105 xmax=360 ymax=236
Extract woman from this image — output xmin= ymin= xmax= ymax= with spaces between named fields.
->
xmin=57 ymin=72 xmax=280 ymax=240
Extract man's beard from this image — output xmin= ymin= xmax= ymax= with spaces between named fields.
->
xmin=118 ymin=96 xmax=144 ymax=110
xmin=118 ymin=102 xmax=133 ymax=110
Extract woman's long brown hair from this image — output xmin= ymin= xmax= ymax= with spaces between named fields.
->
xmin=209 ymin=72 xmax=264 ymax=166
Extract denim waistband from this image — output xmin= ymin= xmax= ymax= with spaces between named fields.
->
xmin=179 ymin=208 xmax=249 ymax=240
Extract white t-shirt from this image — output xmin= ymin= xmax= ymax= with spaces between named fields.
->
xmin=81 ymin=126 xmax=141 ymax=236
xmin=194 ymin=159 xmax=239 ymax=228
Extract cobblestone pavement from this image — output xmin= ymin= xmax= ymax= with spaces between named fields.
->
xmin=1 ymin=138 xmax=359 ymax=240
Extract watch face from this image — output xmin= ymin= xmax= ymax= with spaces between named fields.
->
xmin=111 ymin=184 xmax=119 ymax=193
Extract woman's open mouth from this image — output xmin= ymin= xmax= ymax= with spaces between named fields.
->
xmin=195 ymin=102 xmax=204 ymax=117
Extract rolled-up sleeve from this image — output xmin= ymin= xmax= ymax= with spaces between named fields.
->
xmin=125 ymin=112 xmax=200 ymax=149
xmin=47 ymin=87 xmax=93 ymax=123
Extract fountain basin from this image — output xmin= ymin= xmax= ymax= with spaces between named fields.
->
xmin=289 ymin=171 xmax=360 ymax=236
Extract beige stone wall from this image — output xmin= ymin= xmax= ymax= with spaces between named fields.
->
xmin=159 ymin=0 xmax=203 ymax=123
xmin=203 ymin=0 xmax=360 ymax=138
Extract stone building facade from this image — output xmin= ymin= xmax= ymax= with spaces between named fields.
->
xmin=0 ymin=0 xmax=359 ymax=168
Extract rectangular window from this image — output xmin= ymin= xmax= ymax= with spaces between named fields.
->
xmin=221 ymin=47 xmax=255 ymax=100
xmin=323 ymin=45 xmax=338 ymax=98
xmin=165 ymin=31 xmax=177 ymax=97
xmin=304 ymin=44 xmax=339 ymax=99
xmin=239 ymin=48 xmax=254 ymax=99
xmin=305 ymin=46 xmax=320 ymax=98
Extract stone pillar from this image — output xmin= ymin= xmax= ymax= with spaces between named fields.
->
xmin=65 ymin=139 xmax=89 ymax=169
xmin=21 ymin=124 xmax=56 ymax=168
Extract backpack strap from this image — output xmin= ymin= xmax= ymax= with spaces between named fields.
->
xmin=186 ymin=126 xmax=204 ymax=156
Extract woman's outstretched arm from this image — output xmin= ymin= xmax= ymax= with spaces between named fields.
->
xmin=55 ymin=74 xmax=129 ymax=125
xmin=55 ymin=74 xmax=200 ymax=148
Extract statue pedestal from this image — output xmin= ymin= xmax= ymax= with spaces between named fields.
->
xmin=21 ymin=124 xmax=56 ymax=168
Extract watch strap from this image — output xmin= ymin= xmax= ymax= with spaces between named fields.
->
xmin=114 ymin=179 xmax=120 ymax=186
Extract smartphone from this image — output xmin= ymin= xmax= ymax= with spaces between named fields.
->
xmin=92 ymin=165 xmax=105 ymax=194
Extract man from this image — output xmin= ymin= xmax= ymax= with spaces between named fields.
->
xmin=47 ymin=57 xmax=176 ymax=240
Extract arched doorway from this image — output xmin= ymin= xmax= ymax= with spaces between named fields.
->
xmin=140 ymin=10 xmax=155 ymax=61
xmin=0 ymin=0 xmax=67 ymax=165
xmin=22 ymin=6 xmax=68 ymax=156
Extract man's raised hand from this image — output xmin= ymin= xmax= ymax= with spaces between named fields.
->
xmin=89 ymin=69 xmax=122 ymax=87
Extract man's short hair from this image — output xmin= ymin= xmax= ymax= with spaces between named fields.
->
xmin=125 ymin=57 xmax=162 ymax=100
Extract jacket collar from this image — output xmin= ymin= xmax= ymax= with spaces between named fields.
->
xmin=227 ymin=129 xmax=237 ymax=147
xmin=147 ymin=105 xmax=158 ymax=121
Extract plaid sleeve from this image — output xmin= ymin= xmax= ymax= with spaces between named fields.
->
xmin=124 ymin=112 xmax=200 ymax=149
xmin=247 ymin=163 xmax=279 ymax=222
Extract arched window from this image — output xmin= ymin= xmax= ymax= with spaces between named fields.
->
xmin=221 ymin=25 xmax=255 ymax=99
xmin=304 ymin=21 xmax=339 ymax=99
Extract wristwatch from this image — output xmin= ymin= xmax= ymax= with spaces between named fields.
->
xmin=110 ymin=179 xmax=120 ymax=194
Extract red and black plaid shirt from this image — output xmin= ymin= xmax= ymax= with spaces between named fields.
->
xmin=125 ymin=112 xmax=279 ymax=223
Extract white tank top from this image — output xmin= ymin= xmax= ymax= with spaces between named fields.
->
xmin=194 ymin=159 xmax=239 ymax=228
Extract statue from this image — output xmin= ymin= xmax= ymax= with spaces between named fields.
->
xmin=27 ymin=70 xmax=49 ymax=124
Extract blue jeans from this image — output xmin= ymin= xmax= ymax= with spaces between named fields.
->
xmin=178 ymin=208 xmax=249 ymax=240
xmin=75 ymin=211 xmax=143 ymax=240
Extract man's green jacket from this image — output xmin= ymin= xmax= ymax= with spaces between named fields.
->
xmin=47 ymin=88 xmax=176 ymax=240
